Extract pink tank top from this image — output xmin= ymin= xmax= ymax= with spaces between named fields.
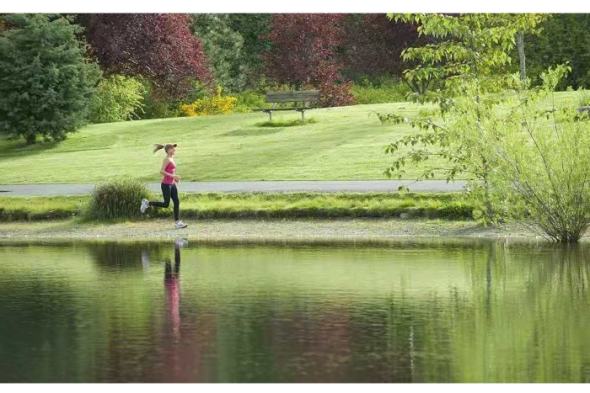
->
xmin=163 ymin=161 xmax=176 ymax=185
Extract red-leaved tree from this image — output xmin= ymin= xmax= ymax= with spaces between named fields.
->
xmin=79 ymin=14 xmax=210 ymax=99
xmin=262 ymin=14 xmax=354 ymax=107
xmin=341 ymin=14 xmax=424 ymax=79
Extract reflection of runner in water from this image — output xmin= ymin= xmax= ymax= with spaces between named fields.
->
xmin=165 ymin=239 xmax=187 ymax=340
xmin=139 ymin=239 xmax=190 ymax=381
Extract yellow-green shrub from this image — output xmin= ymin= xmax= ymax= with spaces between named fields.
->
xmin=90 ymin=75 xmax=145 ymax=123
xmin=180 ymin=86 xmax=237 ymax=117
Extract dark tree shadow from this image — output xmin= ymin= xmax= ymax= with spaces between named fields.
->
xmin=0 ymin=135 xmax=62 ymax=163
xmin=222 ymin=128 xmax=286 ymax=137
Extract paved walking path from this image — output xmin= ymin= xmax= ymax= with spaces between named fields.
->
xmin=0 ymin=180 xmax=467 ymax=196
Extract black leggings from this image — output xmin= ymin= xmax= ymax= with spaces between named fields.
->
xmin=165 ymin=244 xmax=181 ymax=279
xmin=149 ymin=183 xmax=180 ymax=221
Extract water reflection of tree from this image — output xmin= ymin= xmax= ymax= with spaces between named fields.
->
xmin=0 ymin=277 xmax=101 ymax=382
xmin=445 ymin=243 xmax=590 ymax=382
xmin=268 ymin=304 xmax=352 ymax=382
xmin=290 ymin=243 xmax=590 ymax=383
xmin=6 ymin=241 xmax=590 ymax=382
xmin=87 ymin=242 xmax=168 ymax=272
xmin=0 ymin=244 xmax=111 ymax=382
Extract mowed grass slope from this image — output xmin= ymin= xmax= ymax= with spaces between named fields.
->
xmin=0 ymin=102 xmax=434 ymax=184
xmin=0 ymin=92 xmax=581 ymax=185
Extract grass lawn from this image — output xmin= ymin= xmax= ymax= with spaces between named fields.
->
xmin=0 ymin=92 xmax=581 ymax=185
xmin=0 ymin=192 xmax=472 ymax=221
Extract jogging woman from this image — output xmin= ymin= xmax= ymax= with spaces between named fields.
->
xmin=140 ymin=143 xmax=188 ymax=229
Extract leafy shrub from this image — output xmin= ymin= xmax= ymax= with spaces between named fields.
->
xmin=89 ymin=75 xmax=145 ymax=123
xmin=352 ymin=78 xmax=411 ymax=104
xmin=492 ymin=67 xmax=590 ymax=243
xmin=234 ymin=90 xmax=266 ymax=113
xmin=316 ymin=79 xmax=356 ymax=107
xmin=370 ymin=111 xmax=408 ymax=125
xmin=86 ymin=178 xmax=150 ymax=221
xmin=577 ymin=89 xmax=590 ymax=108
xmin=180 ymin=86 xmax=237 ymax=117
xmin=136 ymin=79 xmax=183 ymax=120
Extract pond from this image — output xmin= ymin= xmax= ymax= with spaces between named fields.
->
xmin=1 ymin=239 xmax=589 ymax=383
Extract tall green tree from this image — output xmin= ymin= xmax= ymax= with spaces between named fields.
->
xmin=0 ymin=14 xmax=100 ymax=144
xmin=391 ymin=13 xmax=545 ymax=104
xmin=191 ymin=14 xmax=247 ymax=92
xmin=190 ymin=14 xmax=272 ymax=92
xmin=227 ymin=14 xmax=272 ymax=89
xmin=521 ymin=14 xmax=590 ymax=89
xmin=512 ymin=14 xmax=548 ymax=81
xmin=385 ymin=14 xmax=543 ymax=221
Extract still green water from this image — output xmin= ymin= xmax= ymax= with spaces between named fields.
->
xmin=1 ymin=239 xmax=590 ymax=383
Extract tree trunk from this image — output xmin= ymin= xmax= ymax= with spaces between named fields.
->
xmin=517 ymin=31 xmax=526 ymax=82
xmin=25 ymin=133 xmax=36 ymax=145
xmin=484 ymin=172 xmax=494 ymax=220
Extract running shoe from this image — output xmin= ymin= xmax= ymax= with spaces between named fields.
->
xmin=175 ymin=221 xmax=188 ymax=229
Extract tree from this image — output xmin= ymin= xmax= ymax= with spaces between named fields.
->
xmin=262 ymin=14 xmax=354 ymax=107
xmin=78 ymin=14 xmax=210 ymax=99
xmin=228 ymin=14 xmax=272 ymax=89
xmin=0 ymin=14 xmax=101 ymax=144
xmin=510 ymin=14 xmax=548 ymax=82
xmin=391 ymin=14 xmax=545 ymax=103
xmin=340 ymin=14 xmax=425 ymax=82
xmin=384 ymin=14 xmax=544 ymax=221
xmin=191 ymin=14 xmax=273 ymax=92
xmin=517 ymin=32 xmax=526 ymax=81
xmin=191 ymin=14 xmax=246 ymax=92
xmin=520 ymin=14 xmax=590 ymax=89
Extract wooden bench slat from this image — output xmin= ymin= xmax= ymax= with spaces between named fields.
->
xmin=254 ymin=107 xmax=310 ymax=112
xmin=265 ymin=92 xmax=320 ymax=97
xmin=265 ymin=95 xmax=319 ymax=101
xmin=265 ymin=90 xmax=320 ymax=103
xmin=265 ymin=90 xmax=320 ymax=97
xmin=257 ymin=90 xmax=320 ymax=124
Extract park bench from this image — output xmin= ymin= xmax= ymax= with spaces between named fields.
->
xmin=257 ymin=90 xmax=320 ymax=123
